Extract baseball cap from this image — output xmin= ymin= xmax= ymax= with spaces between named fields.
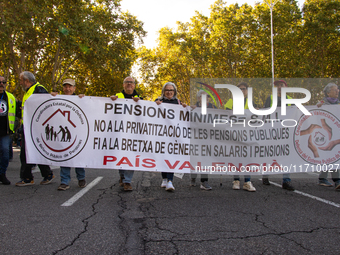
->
xmin=62 ymin=79 xmax=75 ymax=86
xmin=274 ymin=80 xmax=287 ymax=87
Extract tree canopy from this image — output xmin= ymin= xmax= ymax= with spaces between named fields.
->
xmin=138 ymin=0 xmax=340 ymax=105
xmin=1 ymin=0 xmax=339 ymax=106
xmin=0 ymin=0 xmax=146 ymax=97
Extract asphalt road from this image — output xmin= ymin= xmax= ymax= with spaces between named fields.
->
xmin=1 ymin=148 xmax=340 ymax=255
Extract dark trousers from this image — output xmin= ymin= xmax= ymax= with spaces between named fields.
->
xmin=161 ymin=172 xmax=174 ymax=182
xmin=20 ymin=130 xmax=52 ymax=179
xmin=191 ymin=173 xmax=208 ymax=182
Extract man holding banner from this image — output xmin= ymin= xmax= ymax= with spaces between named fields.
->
xmin=225 ymin=82 xmax=256 ymax=192
xmin=262 ymin=80 xmax=294 ymax=191
xmin=51 ymin=79 xmax=87 ymax=191
xmin=16 ymin=71 xmax=55 ymax=186
xmin=110 ymin=76 xmax=142 ymax=191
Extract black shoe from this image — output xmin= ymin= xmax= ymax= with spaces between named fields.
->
xmin=16 ymin=178 xmax=34 ymax=186
xmin=282 ymin=182 xmax=295 ymax=191
xmin=78 ymin=179 xmax=87 ymax=188
xmin=0 ymin=173 xmax=10 ymax=185
xmin=40 ymin=173 xmax=55 ymax=185
xmin=262 ymin=178 xmax=270 ymax=185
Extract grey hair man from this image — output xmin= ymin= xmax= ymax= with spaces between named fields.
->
xmin=16 ymin=71 xmax=55 ymax=186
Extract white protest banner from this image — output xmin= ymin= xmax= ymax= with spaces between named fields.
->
xmin=25 ymin=95 xmax=340 ymax=175
xmin=189 ymin=105 xmax=340 ymax=175
xmin=25 ymin=95 xmax=191 ymax=173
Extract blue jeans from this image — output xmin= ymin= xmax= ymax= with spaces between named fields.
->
xmin=161 ymin=172 xmax=174 ymax=182
xmin=0 ymin=135 xmax=11 ymax=174
xmin=9 ymin=137 xmax=13 ymax=160
xmin=319 ymin=170 xmax=340 ymax=182
xmin=282 ymin=174 xmax=291 ymax=183
xmin=60 ymin=167 xmax=85 ymax=185
xmin=119 ymin=170 xmax=134 ymax=183
xmin=234 ymin=175 xmax=251 ymax=182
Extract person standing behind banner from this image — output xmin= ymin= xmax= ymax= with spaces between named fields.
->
xmin=15 ymin=71 xmax=55 ymax=186
xmin=51 ymin=79 xmax=87 ymax=191
xmin=155 ymin=82 xmax=187 ymax=191
xmin=316 ymin=83 xmax=340 ymax=190
xmin=190 ymin=90 xmax=215 ymax=190
xmin=110 ymin=76 xmax=142 ymax=191
xmin=225 ymin=82 xmax=256 ymax=192
xmin=0 ymin=75 xmax=17 ymax=185
xmin=262 ymin=80 xmax=294 ymax=191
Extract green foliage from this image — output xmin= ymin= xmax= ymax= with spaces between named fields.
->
xmin=300 ymin=0 xmax=340 ymax=78
xmin=0 ymin=0 xmax=146 ymax=98
xmin=138 ymin=0 xmax=340 ymax=105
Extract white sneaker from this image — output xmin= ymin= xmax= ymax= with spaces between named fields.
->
xmin=166 ymin=181 xmax=175 ymax=191
xmin=161 ymin=179 xmax=167 ymax=188
xmin=200 ymin=181 xmax=212 ymax=190
xmin=232 ymin=180 xmax=240 ymax=190
xmin=243 ymin=181 xmax=256 ymax=192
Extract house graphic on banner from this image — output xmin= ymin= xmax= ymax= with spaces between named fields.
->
xmin=42 ymin=109 xmax=76 ymax=143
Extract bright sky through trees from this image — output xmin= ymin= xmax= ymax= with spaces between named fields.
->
xmin=120 ymin=0 xmax=305 ymax=48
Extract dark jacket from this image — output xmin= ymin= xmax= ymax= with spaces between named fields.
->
xmin=155 ymin=97 xmax=181 ymax=105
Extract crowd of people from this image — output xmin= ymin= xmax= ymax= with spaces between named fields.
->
xmin=0 ymin=72 xmax=339 ymax=193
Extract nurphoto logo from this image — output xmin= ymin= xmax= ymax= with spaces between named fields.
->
xmin=201 ymin=84 xmax=311 ymax=116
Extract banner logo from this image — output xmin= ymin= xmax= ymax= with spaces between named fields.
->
xmin=30 ymin=99 xmax=89 ymax=162
xmin=294 ymin=109 xmax=340 ymax=164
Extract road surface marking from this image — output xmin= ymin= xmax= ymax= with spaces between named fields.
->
xmin=61 ymin=177 xmax=103 ymax=207
xmin=260 ymin=179 xmax=340 ymax=208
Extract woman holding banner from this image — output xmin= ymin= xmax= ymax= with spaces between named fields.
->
xmin=316 ymin=82 xmax=340 ymax=190
xmin=190 ymin=90 xmax=215 ymax=190
xmin=155 ymin=82 xmax=187 ymax=191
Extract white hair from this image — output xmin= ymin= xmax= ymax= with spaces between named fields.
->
xmin=158 ymin=82 xmax=178 ymax=100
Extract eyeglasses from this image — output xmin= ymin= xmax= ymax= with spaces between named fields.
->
xmin=0 ymin=81 xmax=6 ymax=84
xmin=124 ymin=81 xmax=135 ymax=84
xmin=239 ymin=88 xmax=247 ymax=91
xmin=165 ymin=89 xmax=174 ymax=92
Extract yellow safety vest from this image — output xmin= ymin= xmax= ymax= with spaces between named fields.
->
xmin=224 ymin=98 xmax=248 ymax=110
xmin=5 ymin=91 xmax=16 ymax=132
xmin=22 ymin=82 xmax=47 ymax=122
xmin=116 ymin=92 xmax=140 ymax=99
